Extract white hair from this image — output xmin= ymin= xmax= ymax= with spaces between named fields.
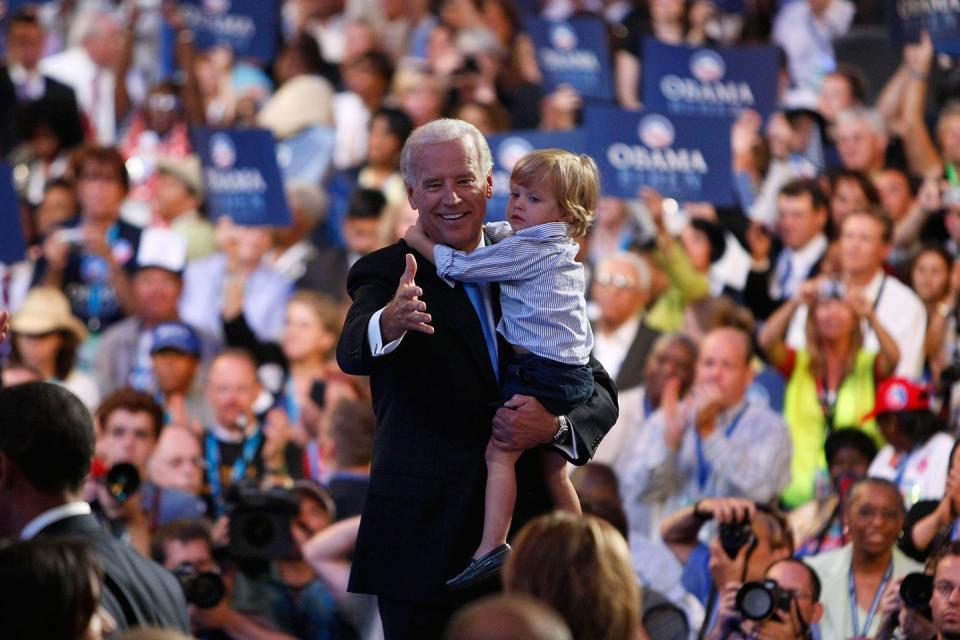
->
xmin=400 ymin=118 xmax=493 ymax=187
xmin=597 ymin=251 xmax=651 ymax=291
xmin=284 ymin=181 xmax=328 ymax=224
xmin=836 ymin=106 xmax=888 ymax=137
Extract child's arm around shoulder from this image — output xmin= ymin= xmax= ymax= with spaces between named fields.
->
xmin=483 ymin=221 xmax=515 ymax=244
xmin=404 ymin=222 xmax=438 ymax=264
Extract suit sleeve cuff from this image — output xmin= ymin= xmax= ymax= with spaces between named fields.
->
xmin=368 ymin=307 xmax=404 ymax=357
xmin=553 ymin=417 xmax=579 ymax=460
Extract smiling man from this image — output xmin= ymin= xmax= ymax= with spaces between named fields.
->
xmin=336 ymin=118 xmax=618 ymax=639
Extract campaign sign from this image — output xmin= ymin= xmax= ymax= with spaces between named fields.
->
xmin=584 ymin=106 xmax=735 ymax=205
xmin=484 ymin=129 xmax=587 ymax=222
xmin=642 ymin=38 xmax=779 ymax=119
xmin=0 ymin=163 xmax=26 ymax=263
xmin=525 ymin=16 xmax=614 ymax=101
xmin=191 ymin=127 xmax=292 ymax=227
xmin=177 ymin=0 xmax=278 ymax=63
xmin=889 ymin=0 xmax=960 ymax=55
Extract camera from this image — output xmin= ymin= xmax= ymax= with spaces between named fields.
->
xmin=227 ymin=483 xmax=299 ymax=560
xmin=718 ymin=518 xmax=755 ymax=559
xmin=172 ymin=562 xmax=226 ymax=609
xmin=944 ymin=186 xmax=960 ymax=207
xmin=736 ymin=580 xmax=794 ymax=621
xmin=900 ymin=572 xmax=934 ymax=612
xmin=90 ymin=459 xmax=141 ymax=504
xmin=818 ymin=279 xmax=847 ymax=300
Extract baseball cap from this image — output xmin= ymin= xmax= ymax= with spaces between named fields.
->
xmin=150 ymin=321 xmax=201 ymax=358
xmin=862 ymin=377 xmax=931 ymax=421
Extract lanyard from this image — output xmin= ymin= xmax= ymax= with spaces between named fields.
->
xmin=848 ymin=559 xmax=893 ymax=637
xmin=204 ymin=427 xmax=263 ymax=517
xmin=86 ymin=223 xmax=119 ymax=328
xmin=695 ymin=405 xmax=749 ymax=491
xmin=891 ymin=449 xmax=916 ymax=490
xmin=642 ymin=394 xmax=654 ymax=419
xmin=814 ymin=377 xmax=839 ymax=433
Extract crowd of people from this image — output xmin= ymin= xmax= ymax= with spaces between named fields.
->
xmin=2 ymin=0 xmax=960 ymax=639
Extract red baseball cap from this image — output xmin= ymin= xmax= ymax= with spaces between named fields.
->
xmin=862 ymin=377 xmax=931 ymax=421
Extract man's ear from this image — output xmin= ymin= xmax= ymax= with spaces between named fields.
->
xmin=810 ymin=602 xmax=824 ymax=624
xmin=485 ymin=171 xmax=494 ymax=198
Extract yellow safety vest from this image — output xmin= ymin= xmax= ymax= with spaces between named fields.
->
xmin=781 ymin=350 xmax=884 ymax=508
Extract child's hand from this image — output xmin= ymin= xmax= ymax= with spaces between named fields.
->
xmin=404 ymin=223 xmax=436 ymax=264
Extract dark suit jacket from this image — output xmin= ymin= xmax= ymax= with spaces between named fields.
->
xmin=336 ymin=241 xmax=618 ymax=605
xmin=37 ymin=512 xmax=190 ymax=633
xmin=0 ymin=67 xmax=84 ymax=154
xmin=742 ymin=244 xmax=825 ymax=321
xmin=296 ymin=247 xmax=350 ymax=301
xmin=611 ymin=320 xmax=661 ymax=392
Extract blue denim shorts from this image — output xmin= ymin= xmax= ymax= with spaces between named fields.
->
xmin=502 ymin=351 xmax=594 ymax=416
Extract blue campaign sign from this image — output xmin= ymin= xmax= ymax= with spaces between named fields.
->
xmin=641 ymin=38 xmax=779 ymax=119
xmin=177 ymin=0 xmax=279 ymax=63
xmin=0 ymin=163 xmax=26 ymax=264
xmin=584 ymin=106 xmax=735 ymax=205
xmin=889 ymin=0 xmax=960 ymax=56
xmin=484 ymin=129 xmax=588 ymax=222
xmin=191 ymin=127 xmax=292 ymax=227
xmin=525 ymin=16 xmax=614 ymax=102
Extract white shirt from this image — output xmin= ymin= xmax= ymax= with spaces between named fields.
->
xmin=8 ymin=64 xmax=44 ymax=101
xmin=868 ymin=432 xmax=954 ymax=506
xmin=771 ymin=233 xmax=828 ymax=300
xmin=786 ymin=269 xmax=927 ymax=379
xmin=593 ymin=314 xmax=642 ymax=382
xmin=593 ymin=385 xmax=651 ymax=480
xmin=40 ymin=47 xmax=117 ymax=144
xmin=773 ymin=0 xmax=854 ymax=92
xmin=21 ymin=501 xmax=91 ymax=540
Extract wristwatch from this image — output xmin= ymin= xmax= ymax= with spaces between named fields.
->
xmin=553 ymin=415 xmax=571 ymax=445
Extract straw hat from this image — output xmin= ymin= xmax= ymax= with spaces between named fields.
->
xmin=10 ymin=287 xmax=88 ymax=341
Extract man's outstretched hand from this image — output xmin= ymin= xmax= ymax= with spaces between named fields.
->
xmin=380 ymin=254 xmax=434 ymax=342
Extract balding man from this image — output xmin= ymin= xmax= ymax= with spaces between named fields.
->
xmin=622 ymin=327 xmax=791 ymax=534
xmin=835 ymin=107 xmax=889 ymax=176
xmin=591 ymin=251 xmax=660 ymax=392
xmin=201 ymin=349 xmax=301 ymax=516
xmin=40 ymin=9 xmax=129 ymax=144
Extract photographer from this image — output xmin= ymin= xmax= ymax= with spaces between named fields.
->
xmin=87 ymin=388 xmax=206 ymax=555
xmin=152 ymin=519 xmax=297 ymax=640
xmin=660 ymin=497 xmax=793 ymax=636
xmin=710 ymin=558 xmax=824 ymax=640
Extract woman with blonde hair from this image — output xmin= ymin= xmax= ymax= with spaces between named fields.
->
xmin=759 ymin=278 xmax=898 ymax=508
xmin=503 ymin=513 xmax=648 ymax=640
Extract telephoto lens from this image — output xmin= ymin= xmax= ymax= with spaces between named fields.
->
xmin=718 ymin=518 xmax=755 ymax=559
xmin=736 ymin=580 xmax=793 ymax=621
xmin=172 ymin=562 xmax=226 ymax=609
xmin=105 ymin=463 xmax=141 ymax=503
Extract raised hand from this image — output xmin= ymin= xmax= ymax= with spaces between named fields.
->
xmin=380 ymin=254 xmax=434 ymax=342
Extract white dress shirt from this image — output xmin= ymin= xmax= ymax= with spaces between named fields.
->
xmin=40 ymin=47 xmax=117 ymax=144
xmin=593 ymin=314 xmax=642 ymax=382
xmin=786 ymin=269 xmax=927 ymax=379
xmin=771 ymin=233 xmax=828 ymax=300
xmin=21 ymin=501 xmax=92 ymax=540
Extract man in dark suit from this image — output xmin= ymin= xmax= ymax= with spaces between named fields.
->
xmin=743 ymin=179 xmax=830 ymax=320
xmin=337 ymin=119 xmax=618 ymax=639
xmin=591 ymin=251 xmax=660 ymax=392
xmin=0 ymin=382 xmax=189 ymax=632
xmin=0 ymin=8 xmax=83 ymax=154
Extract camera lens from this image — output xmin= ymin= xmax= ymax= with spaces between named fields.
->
xmin=900 ymin=573 xmax=934 ymax=611
xmin=186 ymin=572 xmax=227 ymax=609
xmin=105 ymin=463 xmax=141 ymax=503
xmin=737 ymin=582 xmax=775 ymax=620
xmin=243 ymin=513 xmax=277 ymax=548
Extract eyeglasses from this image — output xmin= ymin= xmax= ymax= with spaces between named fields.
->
xmin=935 ymin=581 xmax=960 ymax=598
xmin=595 ymin=272 xmax=638 ymax=289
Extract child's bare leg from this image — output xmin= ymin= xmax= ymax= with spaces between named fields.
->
xmin=474 ymin=437 xmax=524 ymax=559
xmin=540 ymin=449 xmax=581 ymax=515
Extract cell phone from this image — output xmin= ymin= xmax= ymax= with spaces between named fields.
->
xmin=54 ymin=228 xmax=84 ymax=245
xmin=310 ymin=380 xmax=326 ymax=409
